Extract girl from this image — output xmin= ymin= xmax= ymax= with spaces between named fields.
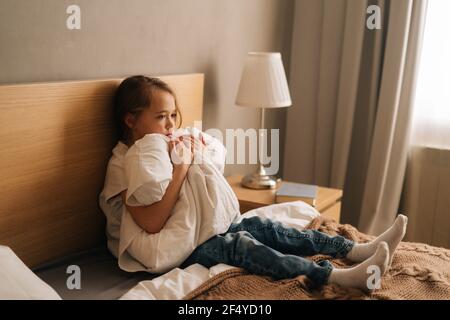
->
xmin=100 ymin=75 xmax=408 ymax=293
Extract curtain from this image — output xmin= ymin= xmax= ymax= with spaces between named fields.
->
xmin=283 ymin=0 xmax=428 ymax=235
xmin=401 ymin=0 xmax=450 ymax=248
xmin=409 ymin=0 xmax=450 ymax=150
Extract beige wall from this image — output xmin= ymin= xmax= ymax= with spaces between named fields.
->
xmin=0 ymin=0 xmax=294 ymax=177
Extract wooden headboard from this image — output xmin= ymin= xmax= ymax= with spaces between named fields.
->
xmin=0 ymin=73 xmax=204 ymax=268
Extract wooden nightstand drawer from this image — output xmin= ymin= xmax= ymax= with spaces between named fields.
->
xmin=321 ymin=201 xmax=341 ymax=222
xmin=239 ymin=202 xmax=263 ymax=214
xmin=226 ymin=175 xmax=342 ymax=223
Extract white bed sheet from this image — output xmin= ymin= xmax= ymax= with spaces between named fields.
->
xmin=120 ymin=201 xmax=320 ymax=300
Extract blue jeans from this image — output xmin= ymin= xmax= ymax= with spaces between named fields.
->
xmin=181 ymin=216 xmax=354 ymax=286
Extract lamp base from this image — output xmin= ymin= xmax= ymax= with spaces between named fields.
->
xmin=241 ymin=173 xmax=281 ymax=189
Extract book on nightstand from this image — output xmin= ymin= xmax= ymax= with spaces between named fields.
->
xmin=275 ymin=182 xmax=318 ymax=207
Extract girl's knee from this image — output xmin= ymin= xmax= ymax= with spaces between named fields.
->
xmin=241 ymin=216 xmax=271 ymax=228
xmin=223 ymin=231 xmax=258 ymax=252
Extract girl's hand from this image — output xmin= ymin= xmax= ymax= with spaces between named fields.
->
xmin=199 ymin=133 xmax=207 ymax=147
xmin=180 ymin=134 xmax=206 ymax=153
xmin=169 ymin=137 xmax=194 ymax=176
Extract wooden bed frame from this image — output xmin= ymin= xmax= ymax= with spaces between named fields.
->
xmin=0 ymin=73 xmax=204 ymax=268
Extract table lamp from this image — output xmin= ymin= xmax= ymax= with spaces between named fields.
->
xmin=235 ymin=52 xmax=292 ymax=189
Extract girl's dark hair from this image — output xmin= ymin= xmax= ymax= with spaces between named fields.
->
xmin=113 ymin=75 xmax=183 ymax=144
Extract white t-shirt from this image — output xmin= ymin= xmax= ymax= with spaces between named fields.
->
xmin=98 ymin=141 xmax=128 ymax=258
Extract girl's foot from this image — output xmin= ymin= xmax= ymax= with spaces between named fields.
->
xmin=328 ymin=242 xmax=389 ymax=293
xmin=346 ymin=214 xmax=407 ymax=266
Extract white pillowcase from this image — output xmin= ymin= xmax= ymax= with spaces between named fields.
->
xmin=118 ymin=127 xmax=240 ymax=274
xmin=0 ymin=246 xmax=61 ymax=300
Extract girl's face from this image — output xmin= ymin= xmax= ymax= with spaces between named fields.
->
xmin=126 ymin=89 xmax=177 ymax=143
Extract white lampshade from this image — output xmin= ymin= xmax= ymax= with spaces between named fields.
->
xmin=235 ymin=52 xmax=292 ymax=109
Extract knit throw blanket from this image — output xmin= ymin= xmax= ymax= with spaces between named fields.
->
xmin=184 ymin=216 xmax=450 ymax=300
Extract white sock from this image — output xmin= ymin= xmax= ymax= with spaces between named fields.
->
xmin=346 ymin=214 xmax=408 ymax=265
xmin=328 ymin=242 xmax=389 ymax=293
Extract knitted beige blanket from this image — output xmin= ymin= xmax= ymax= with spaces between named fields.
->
xmin=184 ymin=216 xmax=450 ymax=300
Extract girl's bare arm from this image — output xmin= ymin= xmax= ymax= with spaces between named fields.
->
xmin=121 ymin=167 xmax=187 ymax=234
xmin=121 ymin=136 xmax=200 ymax=234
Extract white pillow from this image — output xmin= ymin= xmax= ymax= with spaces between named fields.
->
xmin=235 ymin=201 xmax=321 ymax=231
xmin=0 ymin=246 xmax=61 ymax=300
xmin=124 ymin=127 xmax=227 ymax=207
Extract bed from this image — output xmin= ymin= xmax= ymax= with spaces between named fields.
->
xmin=0 ymin=73 xmax=205 ymax=299
xmin=0 ymin=74 xmax=449 ymax=300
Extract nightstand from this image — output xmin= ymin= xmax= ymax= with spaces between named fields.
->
xmin=226 ymin=175 xmax=342 ymax=223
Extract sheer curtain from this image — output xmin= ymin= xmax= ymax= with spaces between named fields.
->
xmin=411 ymin=0 xmax=450 ymax=148
xmin=403 ymin=0 xmax=450 ymax=248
